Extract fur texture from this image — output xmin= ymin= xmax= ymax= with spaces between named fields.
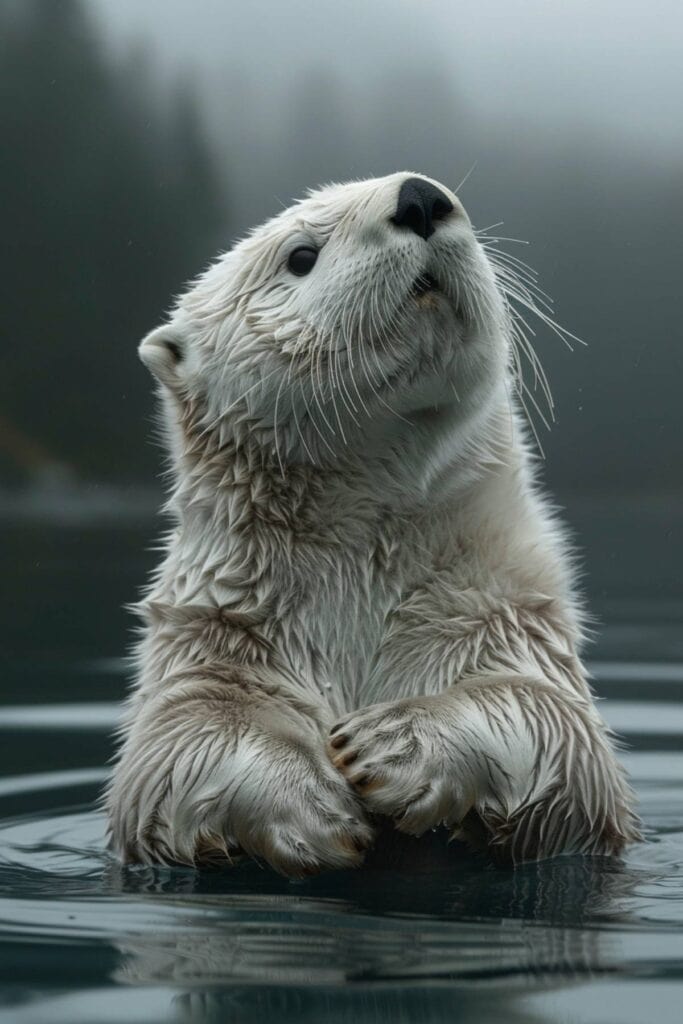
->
xmin=106 ymin=171 xmax=640 ymax=876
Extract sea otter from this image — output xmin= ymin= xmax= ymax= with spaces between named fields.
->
xmin=106 ymin=172 xmax=639 ymax=876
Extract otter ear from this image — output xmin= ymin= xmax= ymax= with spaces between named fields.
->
xmin=138 ymin=325 xmax=185 ymax=387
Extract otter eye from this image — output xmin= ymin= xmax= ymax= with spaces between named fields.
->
xmin=287 ymin=246 xmax=318 ymax=276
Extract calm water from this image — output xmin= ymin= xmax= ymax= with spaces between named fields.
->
xmin=1 ymin=517 xmax=682 ymax=1023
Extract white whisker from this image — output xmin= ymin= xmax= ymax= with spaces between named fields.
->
xmin=454 ymin=161 xmax=477 ymax=196
xmin=293 ymin=376 xmax=317 ymax=464
xmin=272 ymin=370 xmax=288 ymax=479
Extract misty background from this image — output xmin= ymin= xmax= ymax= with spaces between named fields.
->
xmin=1 ymin=0 xmax=681 ymax=697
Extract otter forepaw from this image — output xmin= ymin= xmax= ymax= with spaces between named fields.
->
xmin=110 ymin=731 xmax=375 ymax=879
xmin=327 ymin=697 xmax=465 ymax=836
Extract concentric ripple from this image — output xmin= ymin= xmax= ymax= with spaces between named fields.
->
xmin=1 ymin=665 xmax=683 ymax=1024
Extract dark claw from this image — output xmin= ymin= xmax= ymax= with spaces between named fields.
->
xmin=330 ymin=733 xmax=348 ymax=749
xmin=341 ymin=751 xmax=358 ymax=766
xmin=353 ymin=774 xmax=369 ymax=787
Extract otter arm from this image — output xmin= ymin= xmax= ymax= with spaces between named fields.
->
xmin=329 ymin=590 xmax=640 ymax=860
xmin=106 ymin=666 xmax=373 ymax=876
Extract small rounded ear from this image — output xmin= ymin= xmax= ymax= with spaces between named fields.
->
xmin=138 ymin=325 xmax=185 ymax=387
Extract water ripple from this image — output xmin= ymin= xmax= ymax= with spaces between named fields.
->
xmin=0 ymin=681 xmax=682 ymax=1023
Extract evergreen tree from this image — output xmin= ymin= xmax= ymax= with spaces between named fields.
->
xmin=0 ymin=0 xmax=228 ymax=482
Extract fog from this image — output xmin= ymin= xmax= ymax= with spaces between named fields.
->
xmin=92 ymin=0 xmax=683 ymax=157
xmin=2 ymin=0 xmax=682 ymax=505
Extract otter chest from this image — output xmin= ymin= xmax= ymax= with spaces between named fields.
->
xmin=264 ymin=512 xmax=442 ymax=713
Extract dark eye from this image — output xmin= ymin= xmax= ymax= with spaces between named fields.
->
xmin=287 ymin=246 xmax=318 ymax=276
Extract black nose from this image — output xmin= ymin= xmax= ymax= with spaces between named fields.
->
xmin=392 ymin=177 xmax=454 ymax=240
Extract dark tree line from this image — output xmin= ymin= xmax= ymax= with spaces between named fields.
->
xmin=0 ymin=0 xmax=228 ymax=482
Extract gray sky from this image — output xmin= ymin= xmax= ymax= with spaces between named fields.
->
xmin=91 ymin=0 xmax=683 ymax=158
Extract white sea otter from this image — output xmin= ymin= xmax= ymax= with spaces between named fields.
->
xmin=106 ymin=172 xmax=639 ymax=876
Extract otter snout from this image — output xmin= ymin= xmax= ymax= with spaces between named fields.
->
xmin=391 ymin=177 xmax=454 ymax=240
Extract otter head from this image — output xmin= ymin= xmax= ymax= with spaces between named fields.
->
xmin=140 ymin=172 xmax=517 ymax=478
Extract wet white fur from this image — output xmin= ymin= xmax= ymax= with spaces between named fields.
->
xmin=106 ymin=172 xmax=639 ymax=875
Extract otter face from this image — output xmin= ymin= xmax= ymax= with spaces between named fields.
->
xmin=140 ymin=172 xmax=511 ymax=467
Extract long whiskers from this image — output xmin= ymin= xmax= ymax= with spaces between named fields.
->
xmin=272 ymin=368 xmax=288 ymax=478
xmin=476 ymin=226 xmax=584 ymax=454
